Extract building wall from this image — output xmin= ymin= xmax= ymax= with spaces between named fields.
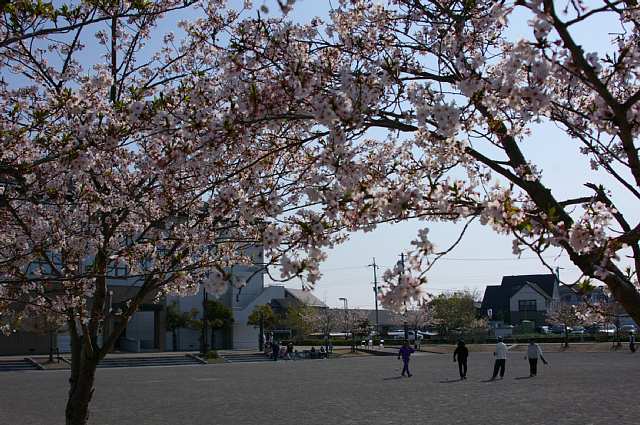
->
xmin=165 ymin=255 xmax=272 ymax=350
xmin=510 ymin=311 xmax=546 ymax=326
xmin=509 ymin=285 xmax=548 ymax=325
xmin=0 ymin=332 xmax=56 ymax=356
xmin=127 ymin=311 xmax=155 ymax=350
xmin=232 ymin=285 xmax=285 ymax=349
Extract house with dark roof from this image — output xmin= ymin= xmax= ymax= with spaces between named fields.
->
xmin=481 ymin=274 xmax=560 ymax=326
xmin=559 ymin=285 xmax=608 ymax=305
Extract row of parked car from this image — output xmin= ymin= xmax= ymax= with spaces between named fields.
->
xmin=537 ymin=324 xmax=637 ymax=335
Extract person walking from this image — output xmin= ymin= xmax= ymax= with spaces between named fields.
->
xmin=453 ymin=339 xmax=469 ymax=380
xmin=272 ymin=340 xmax=280 ymax=361
xmin=630 ymin=331 xmax=636 ymax=353
xmin=524 ymin=339 xmax=548 ymax=377
xmin=398 ymin=340 xmax=415 ymax=377
xmin=490 ymin=336 xmax=508 ymax=380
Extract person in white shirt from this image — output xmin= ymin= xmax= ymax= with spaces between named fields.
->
xmin=525 ymin=339 xmax=548 ymax=377
xmin=490 ymin=337 xmax=509 ymax=380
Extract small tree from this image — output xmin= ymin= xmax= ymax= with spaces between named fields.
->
xmin=248 ymin=304 xmax=278 ymax=351
xmin=429 ymin=291 xmax=477 ymax=339
xmin=312 ymin=308 xmax=340 ymax=341
xmin=19 ymin=311 xmax=65 ymax=362
xmin=353 ymin=317 xmax=372 ymax=340
xmin=202 ymin=300 xmax=233 ymax=350
xmin=405 ymin=303 xmax=433 ymax=343
xmin=546 ymin=304 xmax=592 ymax=348
xmin=468 ymin=318 xmax=490 ymax=344
xmin=284 ymin=304 xmax=316 ymax=341
xmin=597 ymin=301 xmax=627 ymax=347
xmin=166 ymin=303 xmax=198 ymax=352
xmin=247 ymin=304 xmax=277 ymax=330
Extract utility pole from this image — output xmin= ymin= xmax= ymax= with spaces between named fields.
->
xmin=398 ymin=253 xmax=408 ymax=342
xmin=368 ymin=258 xmax=380 ymax=337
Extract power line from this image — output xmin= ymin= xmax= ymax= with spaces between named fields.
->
xmin=436 ymin=255 xmax=567 ymax=262
xmin=318 ymin=255 xmax=570 ymax=272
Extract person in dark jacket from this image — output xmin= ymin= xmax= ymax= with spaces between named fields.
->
xmin=272 ymin=341 xmax=280 ymax=361
xmin=453 ymin=339 xmax=469 ymax=380
xmin=398 ymin=340 xmax=415 ymax=377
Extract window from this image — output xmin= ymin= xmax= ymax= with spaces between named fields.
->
xmin=518 ymin=300 xmax=537 ymax=311
xmin=107 ymin=261 xmax=128 ymax=278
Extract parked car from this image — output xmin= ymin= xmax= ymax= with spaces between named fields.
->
xmin=551 ymin=324 xmax=572 ymax=334
xmin=570 ymin=326 xmax=585 ymax=335
xmin=620 ymin=325 xmax=637 ymax=334
xmin=585 ymin=324 xmax=599 ymax=334
xmin=386 ymin=330 xmax=424 ymax=341
xmin=417 ymin=330 xmax=439 ymax=339
xmin=597 ymin=324 xmax=617 ymax=335
xmin=536 ymin=326 xmax=551 ymax=334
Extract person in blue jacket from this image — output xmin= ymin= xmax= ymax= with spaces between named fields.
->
xmin=398 ymin=340 xmax=415 ymax=377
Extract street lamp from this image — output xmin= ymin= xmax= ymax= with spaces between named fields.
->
xmin=339 ymin=297 xmax=354 ymax=352
xmin=339 ymin=297 xmax=348 ymax=311
xmin=397 ymin=255 xmax=409 ymax=342
xmin=338 ymin=297 xmax=348 ymax=333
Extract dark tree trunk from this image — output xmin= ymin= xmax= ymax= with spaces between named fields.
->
xmin=172 ymin=329 xmax=178 ymax=352
xmin=65 ymin=358 xmax=98 ymax=425
xmin=65 ymin=327 xmax=99 ymax=425
xmin=49 ymin=331 xmax=55 ymax=362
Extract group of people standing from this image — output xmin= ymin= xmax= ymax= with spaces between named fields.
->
xmin=267 ymin=341 xmax=330 ymax=360
xmin=397 ymin=337 xmax=549 ymax=380
xmin=488 ymin=337 xmax=548 ymax=380
xmin=267 ymin=340 xmax=295 ymax=360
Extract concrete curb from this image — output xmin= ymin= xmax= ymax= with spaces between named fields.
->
xmin=187 ymin=353 xmax=207 ymax=364
xmin=24 ymin=357 xmax=44 ymax=370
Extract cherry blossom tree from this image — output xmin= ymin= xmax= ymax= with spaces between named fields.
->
xmin=232 ymin=0 xmax=640 ymax=324
xmin=4 ymin=0 xmax=640 ymax=422
xmin=404 ymin=303 xmax=433 ymax=331
xmin=0 ymin=1 xmax=392 ymax=423
xmin=546 ymin=302 xmax=595 ymax=347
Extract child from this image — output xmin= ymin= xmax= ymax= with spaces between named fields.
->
xmin=453 ymin=339 xmax=469 ymax=380
xmin=524 ymin=339 xmax=548 ymax=377
xmin=398 ymin=340 xmax=415 ymax=377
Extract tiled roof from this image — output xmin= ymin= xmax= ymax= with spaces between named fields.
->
xmin=284 ymin=288 xmax=328 ymax=308
xmin=501 ymin=274 xmax=557 ymax=298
